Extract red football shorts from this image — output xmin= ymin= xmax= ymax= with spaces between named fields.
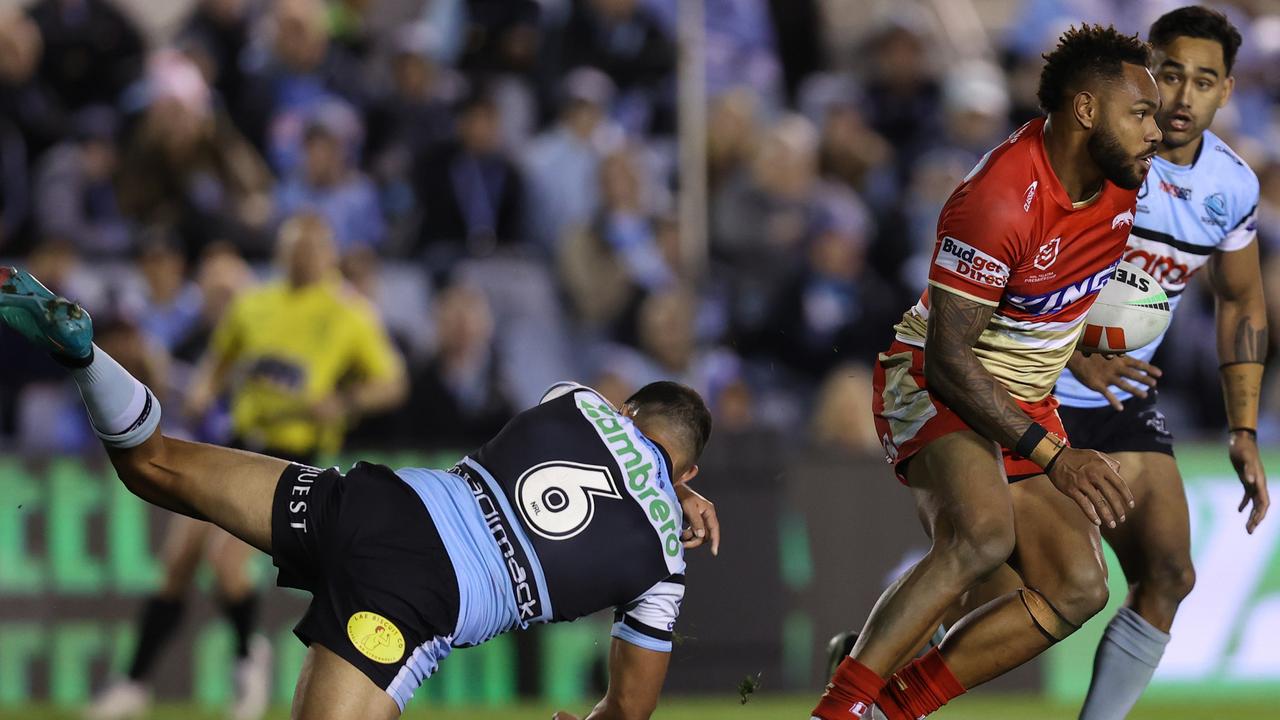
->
xmin=872 ymin=340 xmax=1068 ymax=484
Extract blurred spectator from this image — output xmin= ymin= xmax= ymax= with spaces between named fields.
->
xmin=808 ymin=363 xmax=879 ymax=453
xmin=364 ymin=24 xmax=459 ymax=249
xmin=0 ymin=115 xmax=28 ymax=254
xmin=561 ymin=0 xmax=676 ymax=133
xmin=0 ymin=7 xmax=66 ymax=166
xmin=712 ymin=114 xmax=819 ymax=332
xmin=523 ymin=67 xmax=621 ymax=251
xmin=798 ymin=73 xmax=893 ymax=198
xmin=412 ymin=87 xmax=527 ymax=263
xmin=593 ymin=285 xmax=750 ymax=425
xmin=177 ymin=0 xmax=254 ymax=133
xmin=940 ymin=60 xmax=1011 ymax=157
xmin=238 ymin=0 xmax=366 ymax=171
xmin=276 ymin=99 xmax=385 ymax=253
xmin=766 ymin=0 xmax=824 ymax=103
xmin=860 ymin=15 xmax=944 ymax=182
xmin=705 ymin=87 xmax=761 ymax=193
xmin=399 ymin=282 xmax=516 ymax=449
xmin=28 ymin=0 xmax=145 ymax=112
xmin=33 ymin=105 xmax=130 ymax=257
xmin=704 ymin=0 xmax=784 ymax=109
xmin=116 ymin=50 xmax=274 ymax=259
xmin=559 ymin=149 xmax=678 ymax=332
xmin=749 ymin=186 xmax=897 ymax=376
xmin=171 ymin=244 xmax=256 ymax=368
xmin=133 ymin=235 xmax=204 ymax=352
xmin=458 ymin=0 xmax=542 ymax=76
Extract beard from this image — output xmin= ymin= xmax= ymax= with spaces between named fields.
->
xmin=1088 ymin=124 xmax=1146 ymax=190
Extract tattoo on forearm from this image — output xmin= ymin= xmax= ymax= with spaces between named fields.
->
xmin=926 ymin=291 xmax=1032 ymax=449
xmin=1233 ymin=316 xmax=1269 ymax=363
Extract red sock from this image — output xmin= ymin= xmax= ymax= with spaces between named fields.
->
xmin=811 ymin=657 xmax=886 ymax=719
xmin=877 ymin=649 xmax=966 ymax=718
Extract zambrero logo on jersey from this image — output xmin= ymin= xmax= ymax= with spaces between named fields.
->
xmin=577 ymin=396 xmax=683 ymax=558
xmin=347 ymin=612 xmax=406 ymax=664
xmin=1005 ymin=260 xmax=1119 ymax=315
xmin=1112 ymin=210 xmax=1135 ymax=229
xmin=934 ymin=237 xmax=1010 ymax=289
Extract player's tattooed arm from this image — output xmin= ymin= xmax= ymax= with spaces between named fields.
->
xmin=924 ymin=287 xmax=1035 ymax=450
xmin=1210 ymin=240 xmax=1269 ymax=365
xmin=1209 ymin=240 xmax=1270 ymax=533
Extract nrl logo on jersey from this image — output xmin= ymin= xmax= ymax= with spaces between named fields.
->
xmin=1033 ymin=237 xmax=1060 ymax=271
xmin=1112 ymin=210 xmax=1135 ymax=229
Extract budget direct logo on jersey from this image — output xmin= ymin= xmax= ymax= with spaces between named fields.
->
xmin=934 ymin=237 xmax=1010 ymax=289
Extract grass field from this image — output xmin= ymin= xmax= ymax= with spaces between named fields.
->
xmin=0 ymin=695 xmax=1266 ymax=720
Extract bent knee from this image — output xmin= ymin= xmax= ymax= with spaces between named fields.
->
xmin=938 ymin=520 xmax=1016 ymax=582
xmin=1041 ymin=566 xmax=1110 ymax=625
xmin=1140 ymin=558 xmax=1196 ymax=604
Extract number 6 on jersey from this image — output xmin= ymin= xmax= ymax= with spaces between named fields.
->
xmin=516 ymin=461 xmax=622 ymax=540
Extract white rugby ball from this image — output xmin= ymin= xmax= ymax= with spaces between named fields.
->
xmin=1078 ymin=260 xmax=1171 ymax=354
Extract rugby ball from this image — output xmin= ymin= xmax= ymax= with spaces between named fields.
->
xmin=1078 ymin=261 xmax=1171 ymax=354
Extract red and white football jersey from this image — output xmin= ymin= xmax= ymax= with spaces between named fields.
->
xmin=893 ymin=118 xmax=1141 ymax=402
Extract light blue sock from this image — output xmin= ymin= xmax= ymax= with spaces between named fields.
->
xmin=1078 ymin=607 xmax=1170 ymax=720
xmin=70 ymin=344 xmax=162 ymax=448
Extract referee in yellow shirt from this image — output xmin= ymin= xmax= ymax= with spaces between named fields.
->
xmin=87 ymin=213 xmax=407 ymax=720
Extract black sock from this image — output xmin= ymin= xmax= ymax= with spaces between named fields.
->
xmin=127 ymin=596 xmax=186 ymax=681
xmin=220 ymin=593 xmax=260 ymax=659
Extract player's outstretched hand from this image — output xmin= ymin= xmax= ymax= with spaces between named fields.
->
xmin=552 ymin=713 xmax=579 ymax=720
xmin=1068 ymin=351 xmax=1161 ymax=411
xmin=1229 ymin=430 xmax=1270 ymax=534
xmin=675 ymin=484 xmax=720 ymax=556
xmin=1047 ymin=448 xmax=1135 ymax=528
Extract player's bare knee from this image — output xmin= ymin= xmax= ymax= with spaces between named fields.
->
xmin=945 ymin=518 xmax=1015 ymax=580
xmin=1043 ymin=562 xmax=1109 ymax=624
xmin=1142 ymin=557 xmax=1196 ymax=604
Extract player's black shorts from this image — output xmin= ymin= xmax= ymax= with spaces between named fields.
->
xmin=1058 ymin=390 xmax=1175 ymax=456
xmin=271 ymin=461 xmax=460 ymax=709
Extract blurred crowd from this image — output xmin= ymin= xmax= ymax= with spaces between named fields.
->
xmin=3 ymin=0 xmax=1280 ymax=457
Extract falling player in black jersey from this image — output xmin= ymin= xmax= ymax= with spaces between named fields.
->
xmin=0 ymin=266 xmax=722 ymax=720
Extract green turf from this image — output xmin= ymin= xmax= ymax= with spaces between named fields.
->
xmin=0 ymin=695 xmax=1267 ymax=720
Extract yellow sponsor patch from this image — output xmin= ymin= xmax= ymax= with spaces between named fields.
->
xmin=347 ymin=611 xmax=406 ymax=664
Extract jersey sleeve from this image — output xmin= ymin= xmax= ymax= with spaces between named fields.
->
xmin=1220 ymin=202 xmax=1258 ymax=253
xmin=611 ymin=573 xmax=685 ymax=653
xmin=928 ymin=183 xmax=1027 ymax=306
xmin=540 ymin=381 xmax=588 ymax=404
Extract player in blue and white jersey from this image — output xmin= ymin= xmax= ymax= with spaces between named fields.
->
xmin=1053 ymin=8 xmax=1268 ymax=719
xmin=0 ymin=266 xmax=722 ymax=720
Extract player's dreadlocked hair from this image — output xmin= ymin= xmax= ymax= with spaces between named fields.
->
xmin=1149 ymin=6 xmax=1242 ymax=74
xmin=1037 ymin=25 xmax=1151 ymax=114
xmin=625 ymin=381 xmax=713 ymax=463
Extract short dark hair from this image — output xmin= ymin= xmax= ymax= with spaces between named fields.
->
xmin=1038 ymin=25 xmax=1151 ymax=113
xmin=1149 ymin=6 xmax=1242 ymax=74
xmin=624 ymin=381 xmax=713 ymax=464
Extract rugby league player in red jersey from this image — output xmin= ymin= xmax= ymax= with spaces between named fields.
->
xmin=811 ymin=26 xmax=1162 ymax=720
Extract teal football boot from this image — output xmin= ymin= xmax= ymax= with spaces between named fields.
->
xmin=0 ymin=266 xmax=94 ymax=361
